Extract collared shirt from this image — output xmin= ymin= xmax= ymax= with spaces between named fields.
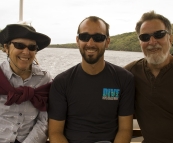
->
xmin=125 ymin=58 xmax=173 ymax=143
xmin=0 ymin=61 xmax=52 ymax=143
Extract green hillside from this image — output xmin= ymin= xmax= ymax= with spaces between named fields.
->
xmin=50 ymin=31 xmax=141 ymax=52
xmin=109 ymin=32 xmax=141 ymax=51
xmin=50 ymin=24 xmax=173 ymax=52
xmin=1 ymin=25 xmax=173 ymax=52
xmin=50 ymin=29 xmax=173 ymax=52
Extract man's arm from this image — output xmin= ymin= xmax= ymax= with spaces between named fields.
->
xmin=113 ymin=115 xmax=133 ymax=143
xmin=48 ymin=118 xmax=68 ymax=143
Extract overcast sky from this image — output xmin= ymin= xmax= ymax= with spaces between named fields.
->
xmin=0 ymin=0 xmax=173 ymax=44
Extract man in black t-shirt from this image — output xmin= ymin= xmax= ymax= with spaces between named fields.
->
xmin=48 ymin=16 xmax=135 ymax=143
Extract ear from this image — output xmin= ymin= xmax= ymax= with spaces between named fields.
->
xmin=3 ymin=44 xmax=9 ymax=54
xmin=76 ymin=36 xmax=79 ymax=48
xmin=170 ymin=34 xmax=173 ymax=44
xmin=105 ymin=37 xmax=110 ymax=49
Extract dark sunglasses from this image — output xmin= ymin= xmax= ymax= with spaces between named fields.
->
xmin=78 ymin=33 xmax=107 ymax=42
xmin=10 ymin=42 xmax=38 ymax=51
xmin=139 ymin=30 xmax=169 ymax=42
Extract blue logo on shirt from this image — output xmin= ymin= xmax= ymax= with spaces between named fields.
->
xmin=102 ymin=88 xmax=120 ymax=100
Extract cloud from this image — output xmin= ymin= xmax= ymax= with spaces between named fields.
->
xmin=0 ymin=0 xmax=173 ymax=44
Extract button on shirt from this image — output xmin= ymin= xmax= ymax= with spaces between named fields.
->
xmin=0 ymin=61 xmax=52 ymax=143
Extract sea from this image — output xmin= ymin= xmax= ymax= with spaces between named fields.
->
xmin=0 ymin=47 xmax=143 ymax=78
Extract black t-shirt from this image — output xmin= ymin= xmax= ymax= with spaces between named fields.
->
xmin=48 ymin=61 xmax=134 ymax=142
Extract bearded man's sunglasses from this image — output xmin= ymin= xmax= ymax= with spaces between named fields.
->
xmin=9 ymin=42 xmax=38 ymax=51
xmin=139 ymin=30 xmax=169 ymax=42
xmin=78 ymin=33 xmax=107 ymax=42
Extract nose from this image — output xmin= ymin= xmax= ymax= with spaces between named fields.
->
xmin=22 ymin=47 xmax=30 ymax=54
xmin=148 ymin=36 xmax=157 ymax=45
xmin=86 ymin=37 xmax=95 ymax=46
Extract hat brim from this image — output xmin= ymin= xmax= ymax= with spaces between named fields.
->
xmin=0 ymin=24 xmax=51 ymax=51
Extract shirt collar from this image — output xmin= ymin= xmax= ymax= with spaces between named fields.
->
xmin=143 ymin=58 xmax=173 ymax=73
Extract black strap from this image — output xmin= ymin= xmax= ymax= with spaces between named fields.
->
xmin=14 ymin=139 xmax=21 ymax=143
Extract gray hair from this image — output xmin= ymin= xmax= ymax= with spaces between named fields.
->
xmin=135 ymin=10 xmax=172 ymax=35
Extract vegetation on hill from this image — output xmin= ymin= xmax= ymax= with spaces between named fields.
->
xmin=50 ymin=24 xmax=173 ymax=52
xmin=109 ymin=32 xmax=141 ymax=51
xmin=49 ymin=31 xmax=141 ymax=52
xmin=50 ymin=43 xmax=77 ymax=49
xmin=49 ymin=32 xmax=173 ymax=53
xmin=1 ymin=24 xmax=173 ymax=52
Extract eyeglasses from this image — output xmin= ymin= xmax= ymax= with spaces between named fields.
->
xmin=10 ymin=42 xmax=38 ymax=51
xmin=139 ymin=30 xmax=169 ymax=42
xmin=78 ymin=33 xmax=107 ymax=42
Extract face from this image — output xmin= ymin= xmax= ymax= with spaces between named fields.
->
xmin=139 ymin=19 xmax=172 ymax=65
xmin=4 ymin=38 xmax=37 ymax=74
xmin=76 ymin=19 xmax=110 ymax=64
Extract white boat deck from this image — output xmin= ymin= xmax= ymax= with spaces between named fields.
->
xmin=131 ymin=119 xmax=143 ymax=143
xmin=131 ymin=136 xmax=144 ymax=143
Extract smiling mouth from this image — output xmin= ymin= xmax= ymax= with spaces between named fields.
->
xmin=85 ymin=48 xmax=97 ymax=53
xmin=18 ymin=57 xmax=29 ymax=61
xmin=148 ymin=48 xmax=160 ymax=53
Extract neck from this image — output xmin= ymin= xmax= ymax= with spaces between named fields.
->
xmin=9 ymin=60 xmax=32 ymax=80
xmin=81 ymin=59 xmax=105 ymax=75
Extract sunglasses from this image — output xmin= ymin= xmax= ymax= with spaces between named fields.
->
xmin=10 ymin=42 xmax=38 ymax=51
xmin=78 ymin=33 xmax=107 ymax=42
xmin=139 ymin=30 xmax=169 ymax=42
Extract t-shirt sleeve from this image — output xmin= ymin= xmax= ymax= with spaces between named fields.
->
xmin=48 ymin=75 xmax=67 ymax=120
xmin=118 ymin=70 xmax=135 ymax=116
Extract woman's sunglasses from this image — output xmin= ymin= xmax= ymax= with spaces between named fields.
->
xmin=139 ymin=30 xmax=169 ymax=42
xmin=9 ymin=42 xmax=38 ymax=51
xmin=78 ymin=33 xmax=107 ymax=42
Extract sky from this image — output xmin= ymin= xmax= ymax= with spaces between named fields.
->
xmin=0 ymin=0 xmax=173 ymax=44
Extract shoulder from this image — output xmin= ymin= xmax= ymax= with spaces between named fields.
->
xmin=105 ymin=61 xmax=133 ymax=77
xmin=53 ymin=64 xmax=80 ymax=82
xmin=0 ymin=60 xmax=10 ymax=71
xmin=0 ymin=61 xmax=13 ymax=79
xmin=105 ymin=61 xmax=134 ymax=90
xmin=50 ymin=64 xmax=80 ymax=91
xmin=124 ymin=58 xmax=145 ymax=72
xmin=32 ymin=64 xmax=52 ymax=83
xmin=32 ymin=64 xmax=49 ymax=75
xmin=42 ymin=70 xmax=52 ymax=82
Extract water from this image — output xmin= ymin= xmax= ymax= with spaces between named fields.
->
xmin=0 ymin=48 xmax=142 ymax=130
xmin=0 ymin=48 xmax=143 ymax=78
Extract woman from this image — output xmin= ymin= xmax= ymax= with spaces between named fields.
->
xmin=0 ymin=24 xmax=52 ymax=143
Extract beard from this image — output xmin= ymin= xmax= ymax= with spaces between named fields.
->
xmin=79 ymin=45 xmax=106 ymax=64
xmin=144 ymin=44 xmax=170 ymax=65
